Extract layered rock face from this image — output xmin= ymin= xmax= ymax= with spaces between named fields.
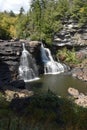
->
xmin=0 ymin=41 xmax=22 ymax=84
xmin=53 ymin=20 xmax=87 ymax=47
xmin=53 ymin=20 xmax=87 ymax=81
xmin=0 ymin=40 xmax=41 ymax=85
xmin=0 ymin=20 xmax=87 ymax=84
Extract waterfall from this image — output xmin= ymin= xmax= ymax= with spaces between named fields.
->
xmin=40 ymin=44 xmax=65 ymax=74
xmin=19 ymin=43 xmax=39 ymax=82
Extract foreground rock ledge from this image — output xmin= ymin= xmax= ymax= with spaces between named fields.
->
xmin=68 ymin=87 xmax=87 ymax=108
xmin=4 ymin=89 xmax=34 ymax=101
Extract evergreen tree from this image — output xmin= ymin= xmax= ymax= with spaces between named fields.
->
xmin=19 ymin=7 xmax=25 ymax=15
xmin=9 ymin=10 xmax=15 ymax=17
xmin=71 ymin=0 xmax=87 ymax=23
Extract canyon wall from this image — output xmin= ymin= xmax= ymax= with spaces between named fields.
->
xmin=0 ymin=40 xmax=42 ymax=84
xmin=0 ymin=20 xmax=87 ymax=84
xmin=53 ymin=20 xmax=87 ymax=47
xmin=0 ymin=41 xmax=22 ymax=83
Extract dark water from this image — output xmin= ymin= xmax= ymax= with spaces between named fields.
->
xmin=26 ymin=73 xmax=87 ymax=97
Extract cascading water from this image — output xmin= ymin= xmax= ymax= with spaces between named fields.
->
xmin=19 ymin=43 xmax=39 ymax=82
xmin=40 ymin=44 xmax=65 ymax=74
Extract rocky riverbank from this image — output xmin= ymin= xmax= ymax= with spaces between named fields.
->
xmin=0 ymin=38 xmax=87 ymax=102
xmin=68 ymin=87 xmax=87 ymax=108
xmin=71 ymin=49 xmax=87 ymax=81
xmin=53 ymin=19 xmax=87 ymax=82
xmin=0 ymin=40 xmax=39 ymax=99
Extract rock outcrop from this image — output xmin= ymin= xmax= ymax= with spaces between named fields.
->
xmin=53 ymin=20 xmax=87 ymax=47
xmin=0 ymin=41 xmax=22 ymax=82
xmin=71 ymin=49 xmax=87 ymax=81
xmin=4 ymin=89 xmax=33 ymax=101
xmin=72 ymin=67 xmax=87 ymax=82
xmin=68 ymin=87 xmax=79 ymax=98
xmin=0 ymin=40 xmax=41 ymax=84
xmin=68 ymin=87 xmax=87 ymax=108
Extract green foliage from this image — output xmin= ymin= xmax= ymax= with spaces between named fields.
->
xmin=9 ymin=10 xmax=16 ymax=17
xmin=0 ymin=0 xmax=87 ymax=42
xmin=57 ymin=47 xmax=80 ymax=64
xmin=0 ymin=12 xmax=17 ymax=39
xmin=71 ymin=0 xmax=87 ymax=25
xmin=0 ymin=92 xmax=9 ymax=110
xmin=0 ymin=91 xmax=87 ymax=129
xmin=28 ymin=0 xmax=87 ymax=45
xmin=55 ymin=0 xmax=71 ymax=19
xmin=0 ymin=26 xmax=11 ymax=40
xmin=29 ymin=0 xmax=63 ymax=44
xmin=19 ymin=7 xmax=25 ymax=16
xmin=15 ymin=14 xmax=30 ymax=39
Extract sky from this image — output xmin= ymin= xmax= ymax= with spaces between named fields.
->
xmin=0 ymin=0 xmax=32 ymax=14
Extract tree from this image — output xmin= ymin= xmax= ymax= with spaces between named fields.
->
xmin=53 ymin=0 xmax=71 ymax=21
xmin=71 ymin=0 xmax=87 ymax=22
xmin=19 ymin=7 xmax=25 ymax=15
xmin=28 ymin=0 xmax=63 ymax=44
xmin=0 ymin=25 xmax=11 ymax=40
xmin=29 ymin=0 xmax=43 ymax=40
xmin=0 ymin=12 xmax=17 ymax=39
xmin=9 ymin=10 xmax=15 ymax=17
xmin=15 ymin=14 xmax=30 ymax=39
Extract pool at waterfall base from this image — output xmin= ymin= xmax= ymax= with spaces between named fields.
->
xmin=26 ymin=73 xmax=87 ymax=97
xmin=18 ymin=43 xmax=87 ymax=99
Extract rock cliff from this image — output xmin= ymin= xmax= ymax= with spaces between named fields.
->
xmin=0 ymin=40 xmax=42 ymax=85
xmin=0 ymin=41 xmax=22 ymax=82
xmin=53 ymin=20 xmax=87 ymax=47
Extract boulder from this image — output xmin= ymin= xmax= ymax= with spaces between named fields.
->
xmin=68 ymin=87 xmax=87 ymax=107
xmin=4 ymin=89 xmax=33 ymax=101
xmin=68 ymin=87 xmax=79 ymax=97
xmin=75 ymin=94 xmax=87 ymax=107
xmin=29 ymin=41 xmax=41 ymax=47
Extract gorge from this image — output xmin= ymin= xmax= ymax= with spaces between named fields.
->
xmin=0 ymin=20 xmax=87 ymax=98
xmin=1 ymin=0 xmax=87 ymax=129
xmin=0 ymin=34 xmax=87 ymax=130
xmin=0 ymin=40 xmax=87 ymax=99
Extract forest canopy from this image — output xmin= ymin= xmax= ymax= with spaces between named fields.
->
xmin=0 ymin=0 xmax=87 ymax=44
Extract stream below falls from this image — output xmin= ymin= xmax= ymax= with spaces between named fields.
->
xmin=26 ymin=73 xmax=87 ymax=97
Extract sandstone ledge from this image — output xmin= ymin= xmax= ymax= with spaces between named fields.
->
xmin=4 ymin=89 xmax=33 ymax=101
xmin=68 ymin=87 xmax=87 ymax=108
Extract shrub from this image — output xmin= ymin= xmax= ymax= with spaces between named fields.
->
xmin=57 ymin=47 xmax=80 ymax=65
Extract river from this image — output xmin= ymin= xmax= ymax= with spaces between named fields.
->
xmin=26 ymin=73 xmax=87 ymax=97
